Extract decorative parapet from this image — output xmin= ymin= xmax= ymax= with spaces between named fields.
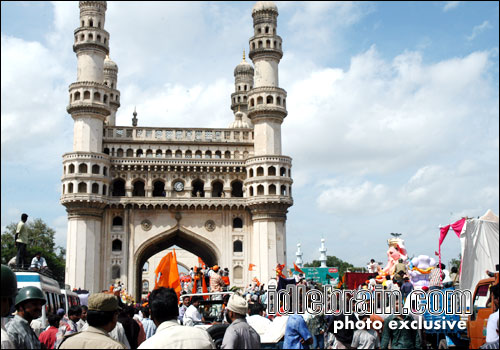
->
xmin=245 ymin=155 xmax=291 ymax=166
xmin=103 ymin=127 xmax=254 ymax=144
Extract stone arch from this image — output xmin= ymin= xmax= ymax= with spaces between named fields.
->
xmin=231 ymin=180 xmax=243 ymax=197
xmin=134 ymin=226 xmax=220 ymax=298
xmin=132 ymin=179 xmax=146 ymax=196
xmin=211 ymin=180 xmax=224 ymax=198
xmin=111 ymin=178 xmax=125 ymax=196
xmin=268 ymin=166 xmax=276 ymax=176
xmin=152 ymin=179 xmax=165 ymax=197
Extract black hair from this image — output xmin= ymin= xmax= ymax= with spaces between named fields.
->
xmin=81 ymin=305 xmax=88 ymax=311
xmin=21 ymin=213 xmax=28 ymax=221
xmin=141 ymin=307 xmax=150 ymax=318
xmin=403 ymin=277 xmax=410 ymax=282
xmin=386 ymin=275 xmax=391 ymax=280
xmin=48 ymin=314 xmax=61 ymax=328
xmin=149 ymin=287 xmax=179 ymax=324
xmin=68 ymin=305 xmax=82 ymax=317
xmin=451 ymin=266 xmax=458 ymax=274
xmin=441 ymin=263 xmax=446 ymax=269
xmin=87 ymin=310 xmax=116 ymax=328
xmin=248 ymin=302 xmax=264 ymax=316
xmin=491 ymin=283 xmax=499 ymax=300
xmin=191 ymin=296 xmax=203 ymax=304
xmin=370 ymin=259 xmax=375 ymax=263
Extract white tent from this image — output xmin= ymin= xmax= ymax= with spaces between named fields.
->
xmin=459 ymin=209 xmax=499 ymax=293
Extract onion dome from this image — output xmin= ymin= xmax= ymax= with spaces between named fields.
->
xmin=104 ymin=55 xmax=118 ymax=72
xmin=252 ymin=1 xmax=278 ymax=14
xmin=229 ymin=111 xmax=250 ymax=129
xmin=234 ymin=50 xmax=254 ymax=76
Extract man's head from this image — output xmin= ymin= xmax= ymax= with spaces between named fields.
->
xmin=248 ymin=302 xmax=264 ymax=316
xmin=441 ymin=263 xmax=446 ymax=270
xmin=191 ymin=295 xmax=203 ymax=308
xmin=15 ymin=286 xmax=46 ymax=322
xmin=182 ymin=295 xmax=190 ymax=307
xmin=86 ymin=293 xmax=121 ymax=332
xmin=403 ymin=277 xmax=410 ymax=283
xmin=212 ymin=265 xmax=220 ymax=273
xmin=57 ymin=308 xmax=65 ymax=317
xmin=48 ymin=313 xmax=61 ymax=328
xmin=35 ymin=252 xmax=42 ymax=259
xmin=148 ymin=287 xmax=179 ymax=326
xmin=226 ymin=294 xmax=248 ymax=321
xmin=398 ymin=258 xmax=403 ymax=263
xmin=370 ymin=259 xmax=375 ymax=263
xmin=80 ymin=305 xmax=88 ymax=321
xmin=21 ymin=213 xmax=28 ymax=222
xmin=68 ymin=305 xmax=82 ymax=322
xmin=1 ymin=265 xmax=17 ymax=317
xmin=386 ymin=275 xmax=391 ymax=281
xmin=141 ymin=307 xmax=150 ymax=319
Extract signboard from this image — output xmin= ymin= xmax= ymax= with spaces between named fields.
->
xmin=291 ymin=267 xmax=340 ymax=285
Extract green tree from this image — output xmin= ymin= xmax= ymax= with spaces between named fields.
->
xmin=1 ymin=218 xmax=66 ymax=287
xmin=448 ymin=253 xmax=462 ymax=271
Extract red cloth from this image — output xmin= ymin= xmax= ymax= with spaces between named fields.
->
xmin=39 ymin=326 xmax=58 ymax=349
xmin=438 ymin=218 xmax=466 ymax=280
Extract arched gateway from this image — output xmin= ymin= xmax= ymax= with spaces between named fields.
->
xmin=134 ymin=226 xmax=220 ymax=297
xmin=61 ymin=1 xmax=293 ymax=300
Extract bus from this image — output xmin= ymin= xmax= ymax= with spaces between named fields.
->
xmin=15 ymin=271 xmax=62 ymax=329
xmin=60 ymin=288 xmax=81 ymax=314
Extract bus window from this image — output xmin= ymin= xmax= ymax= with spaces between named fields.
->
xmin=45 ymin=292 xmax=53 ymax=315
xmin=60 ymin=295 xmax=66 ymax=312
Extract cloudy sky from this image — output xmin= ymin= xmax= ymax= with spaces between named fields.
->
xmin=2 ymin=1 xmax=498 ymax=270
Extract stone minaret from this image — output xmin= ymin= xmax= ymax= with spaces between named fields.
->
xmin=246 ymin=1 xmax=293 ymax=283
xmin=319 ymin=238 xmax=327 ymax=268
xmin=231 ymin=50 xmax=254 ymax=128
xmin=103 ymin=56 xmax=120 ymax=126
xmin=62 ymin=0 xmax=114 ymax=293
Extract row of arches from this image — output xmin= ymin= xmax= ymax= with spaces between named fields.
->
xmin=110 ymin=179 xmax=244 ymax=198
xmin=111 ymin=216 xmax=243 ymax=230
xmin=75 ymin=32 xmax=107 ymax=45
xmin=63 ymin=182 xmax=107 ymax=195
xmin=104 ymin=147 xmax=249 ymax=160
xmin=81 ymin=18 xmax=101 ymax=29
xmin=248 ymin=166 xmax=290 ymax=178
xmin=249 ymin=94 xmax=286 ymax=108
xmin=70 ymin=90 xmax=119 ymax=104
xmin=248 ymin=184 xmax=291 ymax=197
xmin=251 ymin=39 xmax=281 ymax=51
xmin=256 ymin=26 xmax=275 ymax=35
xmin=64 ymin=163 xmax=108 ymax=176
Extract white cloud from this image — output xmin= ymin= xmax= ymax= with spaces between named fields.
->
xmin=52 ymin=215 xmax=68 ymax=250
xmin=443 ymin=1 xmax=462 ymax=12
xmin=466 ymin=21 xmax=493 ymax=41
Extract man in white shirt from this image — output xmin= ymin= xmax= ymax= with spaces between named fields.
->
xmin=139 ymin=288 xmax=215 ymax=349
xmin=30 ymin=252 xmax=48 ymax=271
xmin=246 ymin=302 xmax=271 ymax=337
xmin=183 ymin=296 xmax=204 ymax=326
xmin=367 ymin=259 xmax=380 ymax=274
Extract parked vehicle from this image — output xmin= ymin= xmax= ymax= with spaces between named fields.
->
xmin=60 ymin=287 xmax=81 ymax=313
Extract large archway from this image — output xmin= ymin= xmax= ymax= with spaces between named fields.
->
xmin=133 ymin=226 xmax=219 ymax=298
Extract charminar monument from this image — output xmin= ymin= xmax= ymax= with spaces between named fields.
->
xmin=61 ymin=1 xmax=293 ymax=299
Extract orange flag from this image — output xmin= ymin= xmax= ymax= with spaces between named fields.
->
xmin=198 ymin=257 xmax=206 ymax=268
xmin=154 ymin=250 xmax=181 ymax=296
xmin=293 ymin=263 xmax=304 ymax=274
xmin=252 ymin=277 xmax=261 ymax=286
xmin=248 ymin=263 xmax=256 ymax=271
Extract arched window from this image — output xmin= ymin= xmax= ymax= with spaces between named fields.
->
xmin=205 ymin=150 xmax=212 ymax=159
xmin=233 ymin=240 xmax=243 ymax=252
xmin=185 ymin=150 xmax=192 ymax=158
xmin=266 ymin=40 xmax=271 ymax=48
xmin=215 ymin=151 xmax=222 ymax=159
xmin=280 ymin=167 xmax=286 ymax=176
xmin=117 ymin=148 xmax=124 ymax=157
xmin=126 ymin=149 xmax=133 ymax=157
xmin=268 ymin=166 xmax=276 ymax=176
xmin=146 ymin=149 xmax=153 ymax=157
xmin=249 ymin=186 xmax=254 ymax=196
xmin=92 ymin=183 xmax=99 ymax=194
xmin=78 ymin=182 xmax=87 ymax=193
xmin=89 ymin=19 xmax=94 ymax=27
xmin=267 ymin=95 xmax=274 ymax=104
xmin=257 ymin=185 xmax=264 ymax=195
xmin=192 ymin=179 xmax=205 ymax=197
xmin=211 ymin=181 xmax=224 ymax=198
xmin=258 ymin=40 xmax=263 ymax=48
xmin=165 ymin=150 xmax=172 ymax=158
xmin=97 ymin=34 xmax=101 ymax=43
xmin=233 ymin=218 xmax=243 ymax=229
xmin=74 ymin=91 xmax=80 ymax=101
xmin=231 ymin=181 xmax=243 ymax=197
xmin=252 ymin=42 xmax=255 ymax=50
xmin=224 ymin=151 xmax=231 ymax=159
xmin=92 ymin=164 xmax=100 ymax=174
xmin=257 ymin=167 xmax=264 ymax=176
xmin=234 ymin=265 xmax=243 ymax=279
xmin=175 ymin=150 xmax=182 ymax=158
xmin=234 ymin=151 xmax=240 ymax=159
xmin=249 ymin=169 xmax=254 ymax=177
xmin=84 ymin=91 xmax=90 ymax=100
xmin=195 ymin=150 xmax=202 ymax=159
xmin=277 ymin=96 xmax=281 ymax=106
xmin=68 ymin=183 xmax=74 ymax=193
xmin=250 ymin=99 xmax=254 ymax=107
xmin=153 ymin=180 xmax=165 ymax=197
xmin=136 ymin=149 xmax=143 ymax=157
xmin=68 ymin=164 xmax=75 ymax=174
xmin=78 ymin=163 xmax=88 ymax=173
xmin=265 ymin=26 xmax=269 ymax=34
xmin=156 ymin=149 xmax=162 ymax=157
xmin=112 ymin=216 xmax=123 ymax=226
xmin=269 ymin=184 xmax=276 ymax=195
xmin=112 ymin=265 xmax=120 ymax=279
xmin=133 ymin=180 xmax=145 ymax=197
xmin=257 ymin=96 xmax=263 ymax=105
xmin=102 ymin=184 xmax=107 ymax=195
xmin=281 ymin=185 xmax=287 ymax=196
xmin=112 ymin=239 xmax=122 ymax=252
xmin=93 ymin=92 xmax=100 ymax=102
xmin=111 ymin=179 xmax=125 ymax=196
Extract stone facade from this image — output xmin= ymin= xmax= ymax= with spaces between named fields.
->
xmin=61 ymin=1 xmax=293 ymax=299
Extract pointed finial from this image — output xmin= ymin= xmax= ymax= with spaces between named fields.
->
xmin=237 ymin=105 xmax=241 ymax=112
xmin=132 ymin=106 xmax=138 ymax=127
xmin=242 ymin=49 xmax=246 ymax=62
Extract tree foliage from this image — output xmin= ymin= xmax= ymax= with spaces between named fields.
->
xmin=1 ymin=218 xmax=66 ymax=287
xmin=304 ymin=255 xmax=360 ymax=277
